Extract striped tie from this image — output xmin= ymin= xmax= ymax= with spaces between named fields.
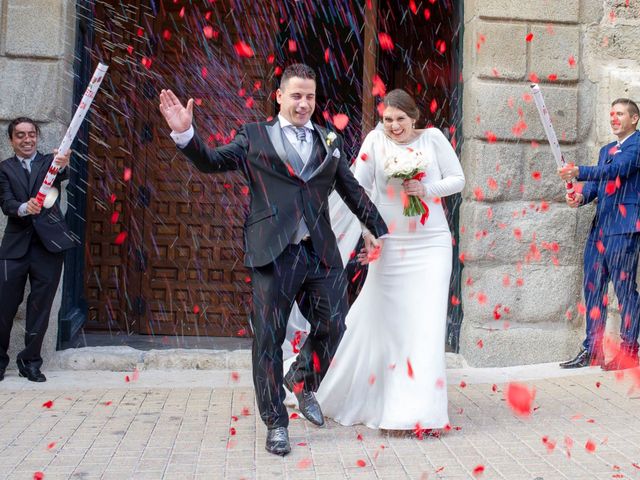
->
xmin=295 ymin=127 xmax=307 ymax=143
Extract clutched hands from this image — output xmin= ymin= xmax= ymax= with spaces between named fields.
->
xmin=402 ymin=179 xmax=425 ymax=197
xmin=558 ymin=164 xmax=579 ymax=182
xmin=159 ymin=89 xmax=194 ymax=133
xmin=357 ymin=233 xmax=383 ymax=265
xmin=52 ymin=149 xmax=71 ymax=169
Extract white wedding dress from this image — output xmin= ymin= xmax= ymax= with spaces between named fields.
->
xmin=285 ymin=128 xmax=465 ymax=430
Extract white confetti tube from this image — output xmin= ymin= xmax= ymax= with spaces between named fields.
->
xmin=530 ymin=83 xmax=576 ymax=199
xmin=37 ymin=63 xmax=109 ymax=208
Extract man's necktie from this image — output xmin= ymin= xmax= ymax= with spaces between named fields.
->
xmin=21 ymin=159 xmax=31 ymax=183
xmin=295 ymin=127 xmax=307 ymax=143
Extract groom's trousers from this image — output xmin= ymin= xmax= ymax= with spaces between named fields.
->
xmin=249 ymin=239 xmax=349 ymax=429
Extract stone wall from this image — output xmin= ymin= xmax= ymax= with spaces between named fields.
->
xmin=459 ymin=0 xmax=640 ymax=366
xmin=0 ymin=0 xmax=76 ymax=369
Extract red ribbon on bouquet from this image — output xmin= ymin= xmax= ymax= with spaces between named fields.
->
xmin=411 ymin=172 xmax=430 ymax=225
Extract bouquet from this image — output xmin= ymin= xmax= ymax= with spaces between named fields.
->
xmin=383 ymin=147 xmax=431 ymax=224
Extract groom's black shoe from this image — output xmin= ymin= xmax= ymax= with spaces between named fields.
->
xmin=265 ymin=427 xmax=291 ymax=456
xmin=559 ymin=349 xmax=603 ymax=369
xmin=284 ymin=375 xmax=325 ymax=427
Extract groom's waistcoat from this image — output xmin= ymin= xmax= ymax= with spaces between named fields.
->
xmin=179 ymin=119 xmax=384 ymax=269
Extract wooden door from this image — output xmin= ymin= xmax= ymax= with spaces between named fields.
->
xmin=84 ymin=0 xmax=276 ymax=336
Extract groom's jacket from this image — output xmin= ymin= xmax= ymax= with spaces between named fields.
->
xmin=579 ymin=130 xmax=640 ymax=235
xmin=179 ymin=118 xmax=388 ymax=268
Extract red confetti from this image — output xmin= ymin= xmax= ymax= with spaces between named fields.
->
xmin=525 ymin=33 xmax=534 ymax=42
xmin=229 ymin=427 xmax=236 ymax=436
xmin=203 ymin=26 xmax=216 ymax=39
xmin=407 ymin=358 xmax=415 ymax=379
xmin=356 ymin=459 xmax=367 ymax=467
xmin=193 ymin=305 xmax=200 ymax=314
xmin=568 ymin=55 xmax=576 ymax=67
xmin=297 ymin=458 xmax=312 ymax=469
xmin=368 ymin=374 xmax=376 ymax=385
xmin=548 ymin=74 xmax=558 ymax=81
xmin=476 ymin=339 xmax=484 ymax=349
xmin=371 ymin=75 xmax=386 ymax=97
xmin=542 ymin=436 xmax=556 ymax=453
xmin=241 ymin=407 xmax=250 ymax=416
xmin=236 ymin=328 xmax=247 ymax=336
xmin=290 ymin=412 xmax=299 ymax=419
xmin=378 ymin=32 xmax=394 ymax=51
xmin=42 ymin=400 xmax=53 ymax=409
xmin=126 ymin=45 xmax=133 ymax=55
xmin=141 ymin=57 xmax=152 ymax=70
xmin=585 ymin=439 xmax=596 ymax=453
xmin=312 ymin=352 xmax=321 ymax=373
xmin=409 ymin=0 xmax=417 ymax=14
xmin=33 ymin=473 xmax=44 ymax=480
xmin=424 ymin=8 xmax=431 ymax=20
xmin=288 ymin=39 xmax=297 ymax=52
xmin=234 ymin=41 xmax=254 ymax=58
xmin=332 ymin=113 xmax=349 ymax=130
xmin=47 ymin=442 xmax=56 ymax=450
xmin=451 ymin=295 xmax=461 ymax=305
xmin=324 ymin=48 xmax=330 ymax=63
xmin=162 ymin=29 xmax=171 ymax=41
xmin=230 ymin=372 xmax=240 ymax=382
xmin=528 ymin=72 xmax=540 ymax=83
xmin=356 ymin=433 xmax=364 ymax=441
xmin=110 ymin=211 xmax=119 ymax=224
xmin=114 ymin=232 xmax=128 ymax=245
xmin=473 ymin=465 xmax=485 ymax=477
xmin=505 ymin=382 xmax=535 ymax=417
xmin=430 ymin=98 xmax=438 ymax=114
xmin=484 ymin=131 xmax=497 ymax=143
xmin=459 ymin=381 xmax=467 ymax=388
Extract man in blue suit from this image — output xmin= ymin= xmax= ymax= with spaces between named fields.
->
xmin=559 ymin=98 xmax=640 ymax=370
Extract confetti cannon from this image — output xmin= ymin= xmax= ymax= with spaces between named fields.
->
xmin=37 ymin=63 xmax=109 ymax=208
xmin=530 ymin=83 xmax=576 ymax=200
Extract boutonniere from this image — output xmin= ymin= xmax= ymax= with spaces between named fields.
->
xmin=326 ymin=132 xmax=337 ymax=146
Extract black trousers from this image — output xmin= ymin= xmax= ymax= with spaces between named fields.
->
xmin=0 ymin=236 xmax=64 ymax=371
xmin=250 ymin=240 xmax=348 ymax=428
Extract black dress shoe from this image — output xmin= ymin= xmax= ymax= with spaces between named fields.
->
xmin=17 ymin=362 xmax=46 ymax=382
xmin=0 ymin=368 xmax=4 ymax=381
xmin=559 ymin=349 xmax=603 ymax=369
xmin=265 ymin=427 xmax=291 ymax=456
xmin=284 ymin=376 xmax=325 ymax=426
xmin=603 ymin=352 xmax=639 ymax=371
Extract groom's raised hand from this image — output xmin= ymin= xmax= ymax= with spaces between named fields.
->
xmin=159 ymin=89 xmax=193 ymax=133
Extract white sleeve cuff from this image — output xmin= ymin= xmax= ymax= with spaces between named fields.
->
xmin=18 ymin=202 xmax=29 ymax=217
xmin=170 ymin=125 xmax=195 ymax=148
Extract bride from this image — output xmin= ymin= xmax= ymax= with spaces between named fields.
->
xmin=285 ymin=89 xmax=465 ymax=430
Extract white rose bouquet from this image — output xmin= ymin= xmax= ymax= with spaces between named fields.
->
xmin=383 ymin=147 xmax=431 ymax=223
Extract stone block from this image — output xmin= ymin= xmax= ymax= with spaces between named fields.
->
xmin=461 ymin=139 xmax=524 ymax=202
xmin=586 ymin=24 xmax=640 ymax=63
xmin=464 ymin=79 xmax=579 ymax=142
xmin=460 ymin=263 xmax=583 ymax=325
xmin=459 ymin=201 xmax=583 ymax=265
xmin=0 ymin=59 xmax=61 ymax=121
xmin=475 ymin=0 xmax=579 ymax=23
xmin=529 ymin=25 xmax=580 ymax=82
xmin=522 ymin=144 xmax=587 ymax=202
xmin=595 ymin=67 xmax=640 ymax=143
xmin=5 ymin=0 xmax=66 ymax=58
xmin=459 ymin=317 xmax=582 ymax=367
xmin=49 ymin=346 xmax=142 ymax=370
xmin=473 ymin=21 xmax=528 ymax=80
xmin=608 ymin=0 xmax=640 ymax=21
xmin=580 ymin=0 xmax=605 ymax=23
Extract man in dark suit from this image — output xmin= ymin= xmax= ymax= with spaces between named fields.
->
xmin=558 ymin=98 xmax=640 ymax=371
xmin=159 ymin=64 xmax=387 ymax=455
xmin=0 ymin=117 xmax=77 ymax=382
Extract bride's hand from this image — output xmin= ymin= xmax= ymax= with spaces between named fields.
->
xmin=403 ymin=179 xmax=425 ymax=197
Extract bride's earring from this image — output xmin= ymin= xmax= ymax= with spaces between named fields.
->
xmin=412 ymin=122 xmax=416 ymax=129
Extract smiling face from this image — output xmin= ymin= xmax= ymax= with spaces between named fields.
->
xmin=9 ymin=122 xmax=39 ymax=158
xmin=610 ymin=103 xmax=639 ymax=140
xmin=276 ymin=76 xmax=316 ymax=127
xmin=382 ymin=106 xmax=416 ymax=144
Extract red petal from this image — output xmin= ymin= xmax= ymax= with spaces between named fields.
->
xmin=505 ymin=382 xmax=535 ymax=417
xmin=378 ymin=32 xmax=394 ymax=51
xmin=42 ymin=400 xmax=53 ymax=409
xmin=332 ymin=113 xmax=349 ymax=130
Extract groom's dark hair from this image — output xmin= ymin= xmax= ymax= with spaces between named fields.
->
xmin=280 ymin=63 xmax=316 ymax=89
xmin=612 ymin=98 xmax=639 ymax=118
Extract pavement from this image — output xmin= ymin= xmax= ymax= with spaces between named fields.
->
xmin=1 ymin=363 xmax=640 ymax=480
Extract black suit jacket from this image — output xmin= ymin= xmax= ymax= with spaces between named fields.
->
xmin=0 ymin=152 xmax=77 ymax=259
xmin=180 ymin=119 xmax=388 ymax=268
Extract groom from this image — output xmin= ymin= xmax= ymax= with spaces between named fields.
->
xmin=159 ymin=63 xmax=388 ymax=455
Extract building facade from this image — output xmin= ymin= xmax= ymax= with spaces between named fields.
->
xmin=0 ymin=0 xmax=638 ymax=367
